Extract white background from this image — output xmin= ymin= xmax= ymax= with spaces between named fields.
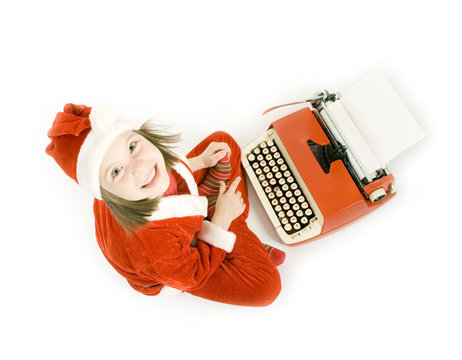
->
xmin=1 ymin=1 xmax=461 ymax=359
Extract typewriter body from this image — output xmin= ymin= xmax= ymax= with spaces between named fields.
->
xmin=242 ymin=91 xmax=396 ymax=246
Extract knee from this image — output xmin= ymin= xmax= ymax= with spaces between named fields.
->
xmin=208 ymin=131 xmax=240 ymax=152
xmin=254 ymin=267 xmax=282 ymax=307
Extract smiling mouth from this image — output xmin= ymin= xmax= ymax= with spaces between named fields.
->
xmin=141 ymin=164 xmax=159 ymax=189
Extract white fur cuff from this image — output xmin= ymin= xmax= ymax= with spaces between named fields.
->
xmin=196 ymin=220 xmax=236 ymax=253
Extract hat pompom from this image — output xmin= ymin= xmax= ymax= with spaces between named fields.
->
xmin=89 ymin=104 xmax=120 ymax=133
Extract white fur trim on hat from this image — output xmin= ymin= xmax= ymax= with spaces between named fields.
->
xmin=76 ymin=105 xmax=137 ymax=199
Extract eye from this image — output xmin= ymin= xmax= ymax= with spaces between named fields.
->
xmin=111 ymin=167 xmax=122 ymax=178
xmin=129 ymin=141 xmax=137 ymax=153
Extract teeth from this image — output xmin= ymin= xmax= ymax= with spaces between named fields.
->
xmin=142 ymin=166 xmax=156 ymax=187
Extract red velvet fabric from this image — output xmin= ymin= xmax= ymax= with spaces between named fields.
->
xmin=93 ymin=131 xmax=281 ymax=306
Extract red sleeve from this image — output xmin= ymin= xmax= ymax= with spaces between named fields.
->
xmin=131 ymin=217 xmax=227 ymax=292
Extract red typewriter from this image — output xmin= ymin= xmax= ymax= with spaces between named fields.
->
xmin=242 ymin=88 xmax=399 ymax=246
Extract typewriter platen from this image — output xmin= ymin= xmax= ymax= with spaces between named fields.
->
xmin=242 ymin=91 xmax=396 ymax=246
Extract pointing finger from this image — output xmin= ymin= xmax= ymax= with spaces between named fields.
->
xmin=228 ymin=176 xmax=241 ymax=193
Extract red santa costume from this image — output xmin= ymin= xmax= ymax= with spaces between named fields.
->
xmin=46 ymin=104 xmax=281 ymax=306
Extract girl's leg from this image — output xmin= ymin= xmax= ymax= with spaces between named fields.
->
xmin=185 ymin=132 xmax=284 ymax=306
xmin=187 ymin=217 xmax=282 ymax=307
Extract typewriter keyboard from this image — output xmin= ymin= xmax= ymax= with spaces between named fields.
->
xmin=246 ymin=139 xmax=317 ymax=235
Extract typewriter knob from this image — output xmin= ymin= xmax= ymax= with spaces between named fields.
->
xmin=369 ymin=188 xmax=387 ymax=203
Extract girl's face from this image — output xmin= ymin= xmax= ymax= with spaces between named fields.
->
xmin=99 ymin=131 xmax=170 ymax=201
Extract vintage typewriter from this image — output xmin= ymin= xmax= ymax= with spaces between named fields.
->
xmin=242 ymin=88 xmax=398 ymax=246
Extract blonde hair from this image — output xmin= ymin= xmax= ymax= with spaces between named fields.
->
xmin=100 ymin=121 xmax=181 ymax=233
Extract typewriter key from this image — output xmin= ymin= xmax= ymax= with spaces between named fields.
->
xmin=294 ymin=223 xmax=301 ymax=230
xmin=262 ymin=180 xmax=268 ymax=187
xmin=253 ymin=148 xmax=261 ymax=154
xmin=277 ymin=158 xmax=284 ymax=165
xmin=283 ymin=203 xmax=290 ymax=210
xmin=281 ymin=218 xmax=289 ymax=225
xmin=282 ymin=184 xmax=289 ymax=191
xmin=290 ymin=216 xmax=297 ymax=224
xmin=258 ymin=174 xmax=266 ymax=181
xmin=296 ymin=210 xmax=303 ymax=217
xmin=274 ymin=205 xmax=282 ymax=212
xmin=265 ymin=154 xmax=272 ymax=161
xmin=268 ymin=192 xmax=275 ymax=200
xmin=290 ymin=183 xmax=298 ymax=190
xmin=283 ymin=170 xmax=291 ymax=177
xmin=263 ymin=166 xmax=270 ymax=173
xmin=301 ymin=217 xmax=308 ymax=224
xmin=255 ymin=168 xmax=262 ymax=175
xmin=301 ymin=202 xmax=309 ymax=209
xmin=260 ymin=142 xmax=267 ymax=148
xmin=271 ymin=199 xmax=278 ymax=206
xmin=280 ymin=164 xmax=287 ymax=171
xmin=269 ymin=160 xmax=276 ymax=167
xmin=259 ymin=160 xmax=266 ymax=167
xmin=266 ymin=172 xmax=273 ymax=179
xmin=280 ymin=197 xmax=287 ymax=204
xmin=289 ymin=197 xmax=296 ymax=204
xmin=274 ymin=152 xmax=281 ymax=159
xmin=292 ymin=204 xmax=300 ymax=211
xmin=285 ymin=191 xmax=292 ymax=197
xmin=284 ymin=224 xmax=292 ymax=231
xmin=294 ymin=189 xmax=301 ymax=196
xmin=252 ymin=162 xmax=259 ymax=169
xmin=267 ymin=140 xmax=274 ymax=147
xmin=287 ymin=177 xmax=294 ymax=183
xmin=272 ymin=166 xmax=279 ymax=173
xmin=278 ymin=211 xmax=285 ymax=218
xmin=269 ymin=178 xmax=277 ymax=185
xmin=257 ymin=154 xmax=264 ymax=161
xmin=305 ymin=209 xmax=312 ymax=216
xmin=276 ymin=190 xmax=283 ymax=197
xmin=248 ymin=154 xmax=255 ymax=161
xmin=286 ymin=210 xmax=294 ymax=217
xmin=298 ymin=196 xmax=305 ymax=203
xmin=275 ymin=172 xmax=282 ymax=179
xmin=265 ymin=187 xmax=271 ymax=193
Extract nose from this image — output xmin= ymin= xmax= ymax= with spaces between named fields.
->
xmin=130 ymin=158 xmax=145 ymax=177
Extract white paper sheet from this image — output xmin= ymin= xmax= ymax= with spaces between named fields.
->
xmin=340 ymin=71 xmax=425 ymax=166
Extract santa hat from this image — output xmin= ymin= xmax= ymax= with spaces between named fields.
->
xmin=46 ymin=103 xmax=138 ymax=200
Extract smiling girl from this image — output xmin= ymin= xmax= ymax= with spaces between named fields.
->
xmin=46 ymin=103 xmax=283 ymax=306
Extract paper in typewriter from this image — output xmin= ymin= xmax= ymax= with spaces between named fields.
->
xmin=340 ymin=71 xmax=425 ymax=167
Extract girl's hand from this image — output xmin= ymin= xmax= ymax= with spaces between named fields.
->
xmin=192 ymin=142 xmax=231 ymax=171
xmin=211 ymin=177 xmax=246 ymax=231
